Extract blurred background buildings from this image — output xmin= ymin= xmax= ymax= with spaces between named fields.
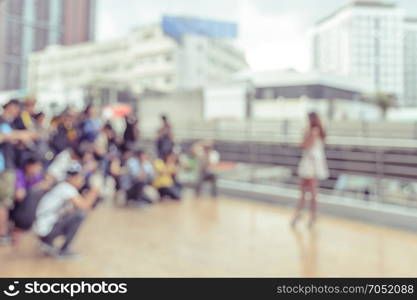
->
xmin=1 ymin=0 xmax=416 ymax=120
xmin=26 ymin=16 xmax=247 ymax=113
xmin=0 ymin=0 xmax=95 ymax=93
xmin=311 ymin=1 xmax=417 ymax=107
xmin=0 ymin=0 xmax=417 ymax=273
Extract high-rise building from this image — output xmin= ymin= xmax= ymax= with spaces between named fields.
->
xmin=311 ymin=1 xmax=407 ymax=105
xmin=404 ymin=18 xmax=417 ymax=106
xmin=0 ymin=0 xmax=95 ymax=93
xmin=62 ymin=0 xmax=95 ymax=45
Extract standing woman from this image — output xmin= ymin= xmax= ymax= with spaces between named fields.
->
xmin=123 ymin=114 xmax=139 ymax=151
xmin=292 ymin=112 xmax=329 ymax=228
xmin=156 ymin=115 xmax=174 ymax=159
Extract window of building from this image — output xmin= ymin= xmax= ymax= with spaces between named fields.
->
xmin=257 ymin=88 xmax=275 ymax=99
xmin=33 ymin=28 xmax=49 ymax=51
xmin=6 ymin=21 xmax=23 ymax=56
xmin=35 ymin=0 xmax=50 ymax=21
xmin=7 ymin=0 xmax=24 ymax=15
xmin=3 ymin=63 xmax=21 ymax=90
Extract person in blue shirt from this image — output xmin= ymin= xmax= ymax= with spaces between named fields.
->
xmin=125 ymin=149 xmax=155 ymax=205
xmin=79 ymin=104 xmax=101 ymax=144
xmin=0 ymin=99 xmax=35 ymax=245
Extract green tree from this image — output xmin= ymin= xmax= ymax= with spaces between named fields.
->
xmin=366 ymin=92 xmax=396 ymax=119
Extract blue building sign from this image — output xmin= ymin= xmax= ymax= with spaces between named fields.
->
xmin=162 ymin=15 xmax=238 ymax=42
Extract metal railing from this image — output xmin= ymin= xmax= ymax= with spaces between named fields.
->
xmin=140 ymin=121 xmax=417 ymax=209
xmin=141 ymin=119 xmax=417 ymax=149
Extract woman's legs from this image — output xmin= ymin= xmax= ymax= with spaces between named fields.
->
xmin=308 ymin=179 xmax=318 ymax=227
xmin=292 ymin=179 xmax=309 ymax=227
xmin=292 ymin=178 xmax=319 ymax=227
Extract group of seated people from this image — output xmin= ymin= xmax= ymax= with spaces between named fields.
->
xmin=0 ymin=98 xmax=220 ymax=259
xmin=111 ymin=149 xmax=183 ymax=204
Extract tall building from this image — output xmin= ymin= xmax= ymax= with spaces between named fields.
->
xmin=62 ymin=0 xmax=95 ymax=45
xmin=404 ymin=18 xmax=417 ymax=106
xmin=311 ymin=1 xmax=407 ymax=105
xmin=27 ymin=16 xmax=248 ymax=113
xmin=0 ymin=0 xmax=95 ymax=93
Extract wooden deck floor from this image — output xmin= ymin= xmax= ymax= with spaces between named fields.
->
xmin=1 ymin=194 xmax=417 ymax=277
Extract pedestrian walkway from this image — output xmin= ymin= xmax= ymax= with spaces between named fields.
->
xmin=1 ymin=194 xmax=417 ymax=277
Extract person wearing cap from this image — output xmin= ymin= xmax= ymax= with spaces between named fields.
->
xmin=47 ymin=145 xmax=85 ymax=183
xmin=0 ymin=99 xmax=35 ymax=245
xmin=34 ymin=163 xmax=99 ymax=259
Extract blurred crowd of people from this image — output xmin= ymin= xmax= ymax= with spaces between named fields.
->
xmin=0 ymin=98 xmax=220 ymax=259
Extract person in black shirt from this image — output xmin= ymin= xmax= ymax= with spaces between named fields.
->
xmin=12 ymin=98 xmax=38 ymax=169
xmin=156 ymin=115 xmax=174 ymax=159
xmin=123 ymin=114 xmax=139 ymax=151
xmin=12 ymin=98 xmax=36 ymax=130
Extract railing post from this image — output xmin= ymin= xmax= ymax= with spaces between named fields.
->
xmin=248 ymin=120 xmax=256 ymax=183
xmin=213 ymin=119 xmax=219 ymax=142
xmin=375 ymin=149 xmax=385 ymax=203
xmin=414 ymin=122 xmax=417 ymax=140
xmin=362 ymin=120 xmax=369 ymax=138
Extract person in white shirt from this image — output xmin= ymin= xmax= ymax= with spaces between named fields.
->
xmin=34 ymin=163 xmax=99 ymax=259
xmin=192 ymin=140 xmax=220 ymax=197
xmin=47 ymin=147 xmax=84 ymax=183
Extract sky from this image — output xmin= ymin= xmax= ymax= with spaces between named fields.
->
xmin=96 ymin=0 xmax=417 ymax=72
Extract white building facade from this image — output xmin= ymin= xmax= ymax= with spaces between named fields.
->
xmin=311 ymin=1 xmax=410 ymax=105
xmin=203 ymin=69 xmax=380 ymax=121
xmin=27 ymin=16 xmax=247 ymax=112
xmin=404 ymin=18 xmax=417 ymax=106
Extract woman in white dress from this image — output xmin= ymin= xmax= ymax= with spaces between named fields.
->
xmin=292 ymin=112 xmax=329 ymax=228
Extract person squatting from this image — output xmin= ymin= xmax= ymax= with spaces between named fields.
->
xmin=0 ymin=99 xmax=220 ymax=259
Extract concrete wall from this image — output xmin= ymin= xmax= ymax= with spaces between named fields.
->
xmin=388 ymin=107 xmax=417 ymax=121
xmin=138 ymin=90 xmax=204 ymax=132
xmin=203 ymin=82 xmax=248 ymax=120
xmin=253 ymin=98 xmax=381 ymax=121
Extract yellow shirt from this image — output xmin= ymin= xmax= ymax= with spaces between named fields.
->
xmin=152 ymin=159 xmax=174 ymax=188
xmin=21 ymin=111 xmax=33 ymax=129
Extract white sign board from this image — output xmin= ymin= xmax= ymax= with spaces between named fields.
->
xmin=203 ymin=83 xmax=247 ymax=120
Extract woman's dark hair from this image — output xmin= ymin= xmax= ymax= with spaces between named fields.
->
xmin=134 ymin=149 xmax=144 ymax=158
xmin=83 ymin=104 xmax=94 ymax=116
xmin=23 ymin=156 xmax=42 ymax=168
xmin=104 ymin=122 xmax=114 ymax=131
xmin=34 ymin=112 xmax=45 ymax=120
xmin=308 ymin=112 xmax=326 ymax=140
